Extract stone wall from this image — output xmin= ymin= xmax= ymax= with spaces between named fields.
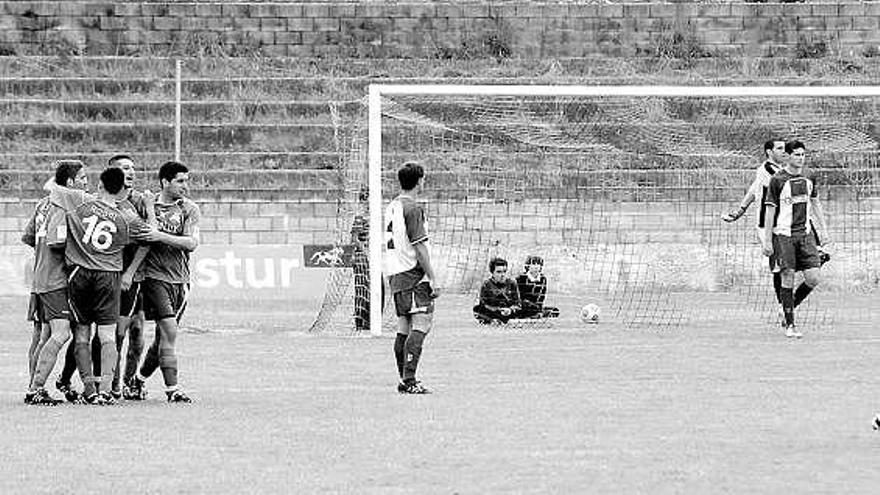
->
xmin=1 ymin=1 xmax=879 ymax=58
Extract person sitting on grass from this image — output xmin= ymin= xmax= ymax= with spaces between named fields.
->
xmin=473 ymin=257 xmax=521 ymax=324
xmin=515 ymin=255 xmax=560 ymax=319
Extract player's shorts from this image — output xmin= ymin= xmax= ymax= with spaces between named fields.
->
xmin=34 ymin=288 xmax=72 ymax=322
xmin=68 ymin=266 xmax=121 ymax=326
xmin=773 ymin=232 xmax=821 ymax=272
xmin=143 ymin=279 xmax=188 ymax=322
xmin=393 ymin=281 xmax=435 ymax=334
xmin=120 ymin=281 xmax=143 ymax=318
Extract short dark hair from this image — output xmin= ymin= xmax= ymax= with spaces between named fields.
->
xmin=159 ymin=161 xmax=189 ymax=184
xmin=764 ymin=139 xmax=782 ymax=155
xmin=108 ymin=154 xmax=134 ymax=167
xmin=100 ymin=167 xmax=126 ymax=195
xmin=489 ymin=257 xmax=508 ymax=273
xmin=54 ymin=159 xmax=84 ymax=186
xmin=785 ymin=140 xmax=805 ymax=154
xmin=397 ymin=162 xmax=424 ymax=191
xmin=524 ymin=255 xmax=544 ymax=267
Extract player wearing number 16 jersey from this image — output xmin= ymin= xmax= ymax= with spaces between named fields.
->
xmin=53 ymin=167 xmax=152 ymax=404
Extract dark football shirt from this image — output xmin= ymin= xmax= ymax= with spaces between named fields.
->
xmin=142 ymin=198 xmax=201 ymax=284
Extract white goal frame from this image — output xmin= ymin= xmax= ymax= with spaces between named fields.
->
xmin=367 ymin=84 xmax=880 ymax=336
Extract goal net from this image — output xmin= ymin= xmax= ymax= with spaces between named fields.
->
xmin=311 ymin=85 xmax=880 ymax=335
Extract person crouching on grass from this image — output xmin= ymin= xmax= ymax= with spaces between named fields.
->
xmin=473 ymin=257 xmax=522 ymax=324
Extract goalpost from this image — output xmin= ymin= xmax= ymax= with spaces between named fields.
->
xmin=352 ymin=84 xmax=880 ymax=336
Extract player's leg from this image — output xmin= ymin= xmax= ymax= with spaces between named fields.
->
xmin=400 ymin=281 xmax=434 ymax=394
xmin=794 ymin=234 xmax=823 ymax=309
xmin=473 ymin=304 xmax=502 ymax=324
xmin=131 ymin=279 xmax=166 ymax=399
xmin=56 ymin=338 xmax=79 ymax=398
xmin=122 ymin=310 xmax=145 ymax=399
xmin=91 ymin=330 xmax=101 ymax=381
xmin=114 ymin=282 xmax=141 ymax=398
xmin=68 ymin=268 xmax=102 ymax=402
xmin=95 ymin=323 xmax=118 ymax=403
xmin=28 ymin=289 xmax=73 ymax=404
xmin=26 ymin=293 xmax=41 ymax=389
xmin=27 ymin=318 xmax=71 ymax=405
xmin=773 ymin=235 xmax=801 ymax=337
xmin=72 ymin=322 xmax=99 ymax=400
xmin=89 ymin=271 xmax=122 ymax=403
xmin=137 ymin=280 xmax=191 ymax=403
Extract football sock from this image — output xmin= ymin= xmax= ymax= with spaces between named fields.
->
xmin=394 ymin=333 xmax=407 ymax=379
xmin=100 ymin=340 xmax=118 ymax=393
xmin=793 ymin=283 xmax=814 ymax=308
xmin=402 ymin=330 xmax=426 ymax=384
xmin=158 ymin=348 xmax=178 ymax=388
xmin=74 ymin=341 xmax=97 ymax=397
xmin=32 ymin=338 xmax=64 ymax=390
xmin=60 ymin=341 xmax=77 ymax=385
xmin=772 ymin=273 xmax=783 ymax=304
xmin=139 ymin=338 xmax=160 ymax=378
xmin=91 ymin=333 xmax=101 ymax=377
xmin=780 ymin=287 xmax=795 ymax=327
xmin=125 ymin=333 xmax=144 ymax=383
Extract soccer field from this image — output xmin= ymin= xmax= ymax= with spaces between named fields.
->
xmin=1 ymin=294 xmax=879 ymax=494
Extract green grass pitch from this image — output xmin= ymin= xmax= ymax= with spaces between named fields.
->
xmin=1 ymin=294 xmax=879 ymax=493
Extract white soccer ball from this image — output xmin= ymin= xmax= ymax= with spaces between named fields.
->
xmin=580 ymin=303 xmax=601 ymax=324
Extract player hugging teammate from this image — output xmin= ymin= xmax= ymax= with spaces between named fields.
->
xmin=23 ymin=158 xmax=200 ymax=405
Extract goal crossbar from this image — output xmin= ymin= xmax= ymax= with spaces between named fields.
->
xmin=366 ymin=84 xmax=880 ymax=335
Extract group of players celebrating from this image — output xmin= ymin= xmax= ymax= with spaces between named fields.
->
xmin=723 ymin=139 xmax=831 ymax=338
xmin=23 ymin=156 xmax=201 ymax=405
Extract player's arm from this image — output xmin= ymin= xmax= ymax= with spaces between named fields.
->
xmin=535 ymin=277 xmax=547 ymax=308
xmin=478 ymin=280 xmax=499 ymax=312
xmin=406 ymin=204 xmax=438 ymax=296
xmin=21 ymin=213 xmax=36 ymax=247
xmin=762 ymin=177 xmax=780 ymax=256
xmin=121 ymin=246 xmax=150 ymax=291
xmin=721 ymin=177 xmax=759 ymax=222
xmin=43 ymin=180 xmax=91 ymax=211
xmin=143 ymin=203 xmax=200 ymax=252
xmin=810 ymin=197 xmax=830 ymax=245
xmin=413 ymin=241 xmax=438 ymax=297
xmin=509 ymin=280 xmax=522 ymax=314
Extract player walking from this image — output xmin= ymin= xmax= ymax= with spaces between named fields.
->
xmin=384 ymin=162 xmax=438 ymax=394
xmin=127 ymin=161 xmax=200 ymax=403
xmin=762 ymin=141 xmax=829 ymax=338
xmin=722 ymin=139 xmax=787 ymax=306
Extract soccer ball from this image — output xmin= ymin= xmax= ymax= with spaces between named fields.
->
xmin=580 ymin=303 xmax=601 ymax=324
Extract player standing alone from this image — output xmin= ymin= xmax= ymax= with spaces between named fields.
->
xmin=384 ymin=162 xmax=438 ymax=394
xmin=128 ymin=161 xmax=200 ymax=403
xmin=762 ymin=141 xmax=829 ymax=338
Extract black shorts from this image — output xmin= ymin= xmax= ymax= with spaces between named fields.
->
xmin=68 ymin=266 xmax=121 ymax=326
xmin=120 ymin=281 xmax=143 ymax=318
xmin=35 ymin=288 xmax=71 ymax=322
xmin=143 ymin=279 xmax=188 ymax=322
xmin=393 ymin=281 xmax=435 ymax=317
xmin=773 ymin=233 xmax=821 ymax=272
